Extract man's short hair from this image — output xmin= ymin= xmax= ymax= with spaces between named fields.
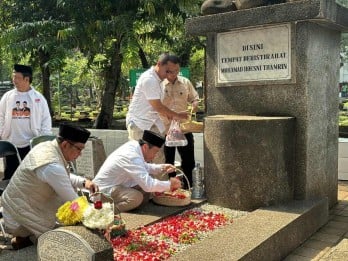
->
xmin=14 ymin=64 xmax=33 ymax=83
xmin=158 ymin=53 xmax=180 ymax=65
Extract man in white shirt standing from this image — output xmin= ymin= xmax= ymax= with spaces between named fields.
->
xmin=126 ymin=53 xmax=188 ymax=163
xmin=0 ymin=64 xmax=52 ymax=180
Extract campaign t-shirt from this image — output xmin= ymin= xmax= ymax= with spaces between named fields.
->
xmin=9 ymin=91 xmax=33 ymax=147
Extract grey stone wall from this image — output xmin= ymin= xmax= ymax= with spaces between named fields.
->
xmin=204 ymin=115 xmax=295 ymax=210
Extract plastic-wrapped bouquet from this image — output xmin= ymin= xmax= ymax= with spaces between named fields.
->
xmin=165 ymin=120 xmax=188 ymax=147
xmin=56 ymin=196 xmax=89 ymax=225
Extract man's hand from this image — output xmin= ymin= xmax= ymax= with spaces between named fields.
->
xmin=161 ymin=164 xmax=176 ymax=174
xmin=174 ymin=111 xmax=188 ymax=120
xmin=84 ymin=179 xmax=99 ymax=194
xmin=169 ymin=177 xmax=182 ymax=191
xmin=191 ymin=100 xmax=199 ymax=113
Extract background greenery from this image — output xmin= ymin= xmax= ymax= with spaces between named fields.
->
xmin=0 ymin=0 xmax=205 ymax=129
xmin=0 ymin=0 xmax=348 ymax=129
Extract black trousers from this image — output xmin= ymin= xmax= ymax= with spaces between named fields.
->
xmin=3 ymin=145 xmax=30 ymax=180
xmin=164 ymin=132 xmax=195 ymax=189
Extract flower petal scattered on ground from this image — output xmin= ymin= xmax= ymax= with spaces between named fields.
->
xmin=111 ymin=205 xmax=248 ymax=260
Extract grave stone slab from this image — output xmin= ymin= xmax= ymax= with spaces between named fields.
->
xmin=37 ymin=226 xmax=113 ymax=261
xmin=75 ymin=137 xmax=106 ymax=179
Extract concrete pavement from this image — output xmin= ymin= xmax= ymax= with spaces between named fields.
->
xmin=284 ymin=180 xmax=348 ymax=260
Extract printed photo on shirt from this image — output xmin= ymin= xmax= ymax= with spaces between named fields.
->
xmin=12 ymin=100 xmax=31 ymax=118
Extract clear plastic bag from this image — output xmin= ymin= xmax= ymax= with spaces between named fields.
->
xmin=165 ymin=120 xmax=188 ymax=147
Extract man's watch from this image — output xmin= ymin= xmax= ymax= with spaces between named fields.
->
xmin=82 ymin=180 xmax=86 ymax=188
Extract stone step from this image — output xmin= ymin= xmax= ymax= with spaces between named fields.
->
xmin=172 ymin=198 xmax=328 ymax=261
xmin=0 ymin=198 xmax=327 ymax=260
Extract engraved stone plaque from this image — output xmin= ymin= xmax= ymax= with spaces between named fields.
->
xmin=37 ymin=226 xmax=113 ymax=261
xmin=217 ymin=23 xmax=291 ymax=83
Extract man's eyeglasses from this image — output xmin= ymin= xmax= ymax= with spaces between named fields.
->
xmin=67 ymin=141 xmax=84 ymax=152
xmin=166 ymin=70 xmax=179 ymax=75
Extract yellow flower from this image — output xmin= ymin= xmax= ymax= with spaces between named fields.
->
xmin=56 ymin=196 xmax=89 ymax=225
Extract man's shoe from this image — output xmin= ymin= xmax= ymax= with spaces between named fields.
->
xmin=11 ymin=236 xmax=33 ymax=250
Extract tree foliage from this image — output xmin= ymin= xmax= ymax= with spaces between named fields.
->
xmin=0 ymin=0 xmax=205 ymax=128
xmin=0 ymin=0 xmax=74 ymax=115
xmin=337 ymin=0 xmax=348 ymax=62
xmin=55 ymin=0 xmax=204 ymax=129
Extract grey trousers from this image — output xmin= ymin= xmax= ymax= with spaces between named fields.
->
xmin=111 ymin=185 xmax=151 ymax=212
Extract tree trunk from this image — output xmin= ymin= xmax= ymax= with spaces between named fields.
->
xmin=94 ymin=42 xmax=122 ymax=129
xmin=138 ymin=47 xmax=149 ymax=68
xmin=179 ymin=52 xmax=190 ymax=67
xmin=38 ymin=49 xmax=53 ymax=116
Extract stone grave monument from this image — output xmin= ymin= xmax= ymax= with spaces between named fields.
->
xmin=186 ymin=0 xmax=348 ymax=211
xmin=183 ymin=0 xmax=348 ymax=258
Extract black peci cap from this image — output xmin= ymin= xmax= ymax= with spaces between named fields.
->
xmin=59 ymin=123 xmax=91 ymax=144
xmin=142 ymin=130 xmax=165 ymax=148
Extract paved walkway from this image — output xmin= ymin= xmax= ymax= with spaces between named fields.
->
xmin=284 ymin=180 xmax=348 ymax=260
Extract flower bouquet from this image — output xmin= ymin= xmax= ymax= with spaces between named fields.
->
xmin=84 ymin=192 xmax=127 ymax=239
xmin=56 ymin=192 xmax=126 ymax=239
xmin=56 ymin=196 xmax=89 ymax=225
xmin=82 ymin=201 xmax=114 ymax=230
xmin=180 ymin=110 xmax=203 ymax=133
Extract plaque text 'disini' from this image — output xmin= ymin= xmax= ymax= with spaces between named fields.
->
xmin=217 ymin=23 xmax=291 ymax=83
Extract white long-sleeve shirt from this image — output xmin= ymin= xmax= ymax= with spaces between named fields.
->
xmin=93 ymin=140 xmax=171 ymax=193
xmin=0 ymin=86 xmax=52 ymax=146
xmin=36 ymin=163 xmax=85 ymax=202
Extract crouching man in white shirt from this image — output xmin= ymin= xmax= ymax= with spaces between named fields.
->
xmin=93 ymin=130 xmax=181 ymax=212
